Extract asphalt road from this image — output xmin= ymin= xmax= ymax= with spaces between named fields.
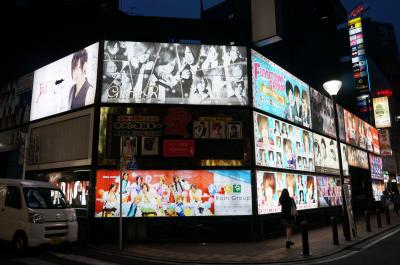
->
xmin=2 ymin=228 xmax=400 ymax=265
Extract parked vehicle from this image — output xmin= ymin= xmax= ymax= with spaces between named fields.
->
xmin=0 ymin=179 xmax=78 ymax=251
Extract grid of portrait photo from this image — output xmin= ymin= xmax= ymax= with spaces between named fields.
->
xmin=102 ymin=41 xmax=248 ymax=106
xmin=193 ymin=120 xmax=242 ymax=140
xmin=254 ymin=112 xmax=314 ymax=172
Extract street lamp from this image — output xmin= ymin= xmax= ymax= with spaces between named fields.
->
xmin=323 ymin=80 xmax=351 ymax=241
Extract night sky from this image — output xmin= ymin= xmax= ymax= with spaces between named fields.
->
xmin=340 ymin=0 xmax=400 ymax=53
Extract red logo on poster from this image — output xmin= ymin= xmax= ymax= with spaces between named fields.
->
xmin=164 ymin=108 xmax=192 ymax=138
xmin=163 ymin=140 xmax=195 ymax=157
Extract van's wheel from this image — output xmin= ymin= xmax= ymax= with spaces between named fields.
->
xmin=13 ymin=231 xmax=27 ymax=254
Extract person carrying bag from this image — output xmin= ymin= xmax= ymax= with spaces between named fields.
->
xmin=279 ymin=188 xmax=297 ymax=249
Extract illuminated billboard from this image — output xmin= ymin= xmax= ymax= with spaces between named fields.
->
xmin=252 ymin=50 xmax=311 ymax=128
xmin=313 ymin=133 xmax=339 ymax=175
xmin=254 ymin=112 xmax=314 ymax=172
xmin=31 ymin=43 xmax=99 ymax=121
xmin=369 ymin=154 xmax=383 ymax=180
xmin=347 ymin=145 xmax=368 ymax=169
xmin=372 ymin=180 xmax=384 ymax=201
xmin=95 ymin=169 xmax=252 ymax=217
xmin=373 ymin=97 xmax=391 ymax=128
xmin=343 ymin=108 xmax=378 ymax=153
xmin=101 ymin=41 xmax=248 ymax=105
xmin=310 ymin=88 xmax=335 ymax=137
xmin=316 ymin=176 xmax=342 ymax=207
xmin=256 ymin=170 xmax=318 ymax=214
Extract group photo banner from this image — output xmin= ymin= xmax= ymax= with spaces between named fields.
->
xmin=252 ymin=50 xmax=312 ymax=128
xmin=95 ymin=169 xmax=252 ymax=218
xmin=31 ymin=43 xmax=99 ymax=121
xmin=254 ymin=112 xmax=314 ymax=172
xmin=101 ymin=41 xmax=248 ymax=106
xmin=343 ymin=108 xmax=380 ymax=154
xmin=347 ymin=145 xmax=369 ymax=169
xmin=313 ymin=133 xmax=339 ymax=175
xmin=256 ymin=170 xmax=318 ymax=215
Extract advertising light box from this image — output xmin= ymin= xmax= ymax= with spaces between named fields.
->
xmin=343 ymin=108 xmax=377 ymax=152
xmin=316 ymin=176 xmax=342 ymax=207
xmin=256 ymin=170 xmax=318 ymax=214
xmin=347 ymin=145 xmax=368 ymax=169
xmin=310 ymin=88 xmax=335 ymax=138
xmin=31 ymin=43 xmax=99 ymax=121
xmin=373 ymin=97 xmax=391 ymax=128
xmin=313 ymin=133 xmax=339 ymax=175
xmin=254 ymin=112 xmax=314 ymax=172
xmin=340 ymin=143 xmax=350 ymax=176
xmin=369 ymin=154 xmax=383 ymax=180
xmin=95 ymin=169 xmax=252 ymax=218
xmin=372 ymin=180 xmax=384 ymax=201
xmin=101 ymin=41 xmax=248 ymax=106
xmin=252 ymin=50 xmax=312 ymax=128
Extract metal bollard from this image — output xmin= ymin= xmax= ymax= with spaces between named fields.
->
xmin=385 ymin=207 xmax=391 ymax=225
xmin=365 ymin=210 xmax=371 ymax=232
xmin=301 ymin=221 xmax=310 ymax=256
xmin=376 ymin=209 xmax=382 ymax=228
xmin=330 ymin=216 xmax=339 ymax=245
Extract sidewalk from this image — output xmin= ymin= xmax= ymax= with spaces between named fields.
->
xmin=91 ymin=212 xmax=400 ymax=264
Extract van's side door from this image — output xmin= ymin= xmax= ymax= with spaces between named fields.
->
xmin=0 ymin=184 xmax=7 ymax=239
xmin=2 ymin=186 xmax=23 ymax=241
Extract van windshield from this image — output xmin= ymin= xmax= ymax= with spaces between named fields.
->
xmin=23 ymin=188 xmax=67 ymax=209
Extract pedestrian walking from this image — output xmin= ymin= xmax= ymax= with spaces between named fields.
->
xmin=279 ymin=188 xmax=298 ymax=248
xmin=393 ymin=191 xmax=400 ymax=215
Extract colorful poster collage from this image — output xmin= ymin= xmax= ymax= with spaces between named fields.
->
xmin=310 ymin=88 xmax=335 ymax=138
xmin=95 ymin=170 xmax=252 ymax=218
xmin=347 ymin=145 xmax=368 ymax=169
xmin=252 ymin=50 xmax=312 ymax=128
xmin=102 ymin=41 xmax=248 ymax=106
xmin=372 ymin=180 xmax=385 ymax=201
xmin=344 ymin=108 xmax=379 ymax=154
xmin=316 ymin=176 xmax=342 ymax=207
xmin=369 ymin=154 xmax=383 ymax=180
xmin=313 ymin=133 xmax=339 ymax=175
xmin=256 ymin=171 xmax=318 ymax=214
xmin=254 ymin=112 xmax=314 ymax=172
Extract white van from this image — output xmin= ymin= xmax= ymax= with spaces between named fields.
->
xmin=0 ymin=179 xmax=78 ymax=251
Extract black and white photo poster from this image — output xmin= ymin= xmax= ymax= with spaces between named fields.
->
xmin=101 ymin=41 xmax=248 ymax=105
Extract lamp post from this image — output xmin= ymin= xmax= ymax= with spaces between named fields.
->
xmin=323 ymin=80 xmax=351 ymax=241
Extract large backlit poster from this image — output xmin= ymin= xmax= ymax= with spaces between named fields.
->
xmin=31 ymin=43 xmax=99 ymax=121
xmin=254 ymin=112 xmax=314 ymax=172
xmin=336 ymin=104 xmax=346 ymax=141
xmin=313 ymin=133 xmax=339 ymax=175
xmin=347 ymin=145 xmax=368 ymax=169
xmin=343 ymin=108 xmax=376 ymax=151
xmin=369 ymin=154 xmax=383 ymax=180
xmin=316 ymin=176 xmax=342 ymax=207
xmin=252 ymin=50 xmax=312 ymax=128
xmin=340 ymin=144 xmax=350 ymax=176
xmin=310 ymin=88 xmax=335 ymax=137
xmin=373 ymin=97 xmax=391 ymax=128
xmin=369 ymin=125 xmax=380 ymax=155
xmin=256 ymin=170 xmax=317 ymax=214
xmin=101 ymin=41 xmax=248 ymax=105
xmin=95 ymin=169 xmax=252 ymax=217
xmin=372 ymin=180 xmax=384 ymax=201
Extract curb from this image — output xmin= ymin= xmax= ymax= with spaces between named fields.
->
xmin=84 ymin=222 xmax=400 ymax=265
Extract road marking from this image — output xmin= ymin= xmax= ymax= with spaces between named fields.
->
xmin=16 ymin=257 xmax=58 ymax=265
xmin=50 ymin=252 xmax=120 ymax=265
xmin=305 ymin=227 xmax=400 ymax=265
